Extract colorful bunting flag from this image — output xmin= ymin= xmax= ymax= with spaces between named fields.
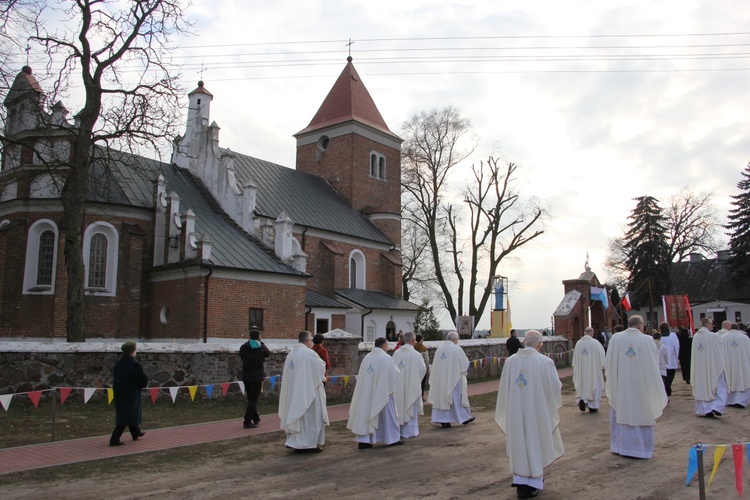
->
xmin=708 ymin=445 xmax=726 ymax=488
xmin=205 ymin=385 xmax=213 ymax=399
xmin=83 ymin=387 xmax=96 ymax=404
xmin=686 ymin=446 xmax=698 ymax=486
xmin=344 ymin=375 xmax=350 ymax=387
xmin=237 ymin=381 xmax=245 ymax=395
xmin=106 ymin=388 xmax=114 ymax=405
xmin=58 ymin=387 xmax=73 ymax=405
xmin=188 ymin=386 xmax=198 ymax=401
xmin=269 ymin=376 xmax=277 ymax=390
xmin=733 ymin=443 xmax=744 ymax=497
xmin=0 ymin=393 xmax=12 ymax=411
xmin=220 ymin=382 xmax=230 ymax=397
xmin=27 ymin=390 xmax=42 ymax=408
xmin=330 ymin=376 xmax=339 ymax=384
xmin=149 ymin=387 xmax=159 ymax=404
xmin=168 ymin=387 xmax=179 ymax=403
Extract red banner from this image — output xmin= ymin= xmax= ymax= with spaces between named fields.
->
xmin=662 ymin=295 xmax=693 ymax=330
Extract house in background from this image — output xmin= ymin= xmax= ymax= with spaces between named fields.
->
xmin=0 ymin=58 xmax=419 ymax=341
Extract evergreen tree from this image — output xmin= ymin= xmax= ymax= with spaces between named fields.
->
xmin=727 ymin=162 xmax=750 ymax=280
xmin=414 ymin=299 xmax=442 ymax=340
xmin=622 ymin=196 xmax=672 ymax=309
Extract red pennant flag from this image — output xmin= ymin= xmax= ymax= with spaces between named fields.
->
xmin=59 ymin=387 xmax=73 ymax=405
xmin=220 ymin=382 xmax=230 ymax=397
xmin=27 ymin=391 xmax=42 ymax=408
xmin=149 ymin=387 xmax=160 ymax=405
xmin=733 ymin=444 xmax=744 ymax=497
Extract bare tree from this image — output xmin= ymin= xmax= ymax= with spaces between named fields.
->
xmin=2 ymin=1 xmax=190 ymax=341
xmin=666 ymin=186 xmax=721 ymax=261
xmin=401 ymin=106 xmax=476 ymax=322
xmin=447 ymin=157 xmax=545 ymax=324
xmin=604 ymin=236 xmax=629 ymax=290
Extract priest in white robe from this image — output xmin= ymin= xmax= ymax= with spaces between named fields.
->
xmin=428 ymin=331 xmax=475 ymax=428
xmin=691 ymin=317 xmax=727 ymax=417
xmin=347 ymin=337 xmax=402 ymax=449
xmin=605 ymin=315 xmax=667 ymax=459
xmin=722 ymin=324 xmax=750 ymax=408
xmin=278 ymin=331 xmax=329 ymax=453
xmin=717 ymin=320 xmax=732 ymax=337
xmin=392 ymin=331 xmax=427 ymax=439
xmin=496 ymin=330 xmax=564 ymax=500
xmin=573 ymin=327 xmax=606 ymax=413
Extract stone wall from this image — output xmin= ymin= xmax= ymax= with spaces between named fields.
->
xmin=0 ymin=333 xmax=571 ymax=401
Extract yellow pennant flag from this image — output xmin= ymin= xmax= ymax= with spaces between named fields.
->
xmin=708 ymin=445 xmax=727 ymax=488
xmin=188 ymin=386 xmax=198 ymax=401
xmin=343 ymin=375 xmax=350 ymax=387
xmin=106 ymin=388 xmax=114 ymax=405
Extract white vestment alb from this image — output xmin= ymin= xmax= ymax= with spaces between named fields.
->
xmin=691 ymin=328 xmax=726 ymax=415
xmin=428 ymin=341 xmax=471 ymax=424
xmin=660 ymin=332 xmax=680 ymax=370
xmin=722 ymin=330 xmax=750 ymax=407
xmin=347 ymin=347 xmax=401 ymax=444
xmin=392 ymin=344 xmax=427 ymax=437
xmin=605 ymin=328 xmax=667 ymax=458
xmin=572 ymin=335 xmax=605 ymax=407
xmin=495 ymin=347 xmax=564 ymax=485
xmin=278 ymin=344 xmax=329 ymax=449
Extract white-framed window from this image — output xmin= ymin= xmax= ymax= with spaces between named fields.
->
xmin=83 ymin=221 xmax=119 ymax=296
xmin=369 ymin=151 xmax=386 ymax=180
xmin=349 ymin=249 xmax=366 ymax=290
xmin=23 ymin=219 xmax=59 ymax=294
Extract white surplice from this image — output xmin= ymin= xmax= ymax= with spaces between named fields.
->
xmin=495 ymin=347 xmax=564 ymax=485
xmin=691 ymin=327 xmax=726 ymax=415
xmin=392 ymin=343 xmax=427 ymax=437
xmin=347 ymin=347 xmax=401 ymax=444
xmin=722 ymin=330 xmax=750 ymax=408
xmin=428 ymin=340 xmax=471 ymax=423
xmin=278 ymin=343 xmax=329 ymax=449
xmin=572 ymin=335 xmax=605 ymax=407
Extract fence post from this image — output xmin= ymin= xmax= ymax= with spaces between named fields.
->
xmin=51 ymin=388 xmax=57 ymax=442
xmin=696 ymin=444 xmax=706 ymax=500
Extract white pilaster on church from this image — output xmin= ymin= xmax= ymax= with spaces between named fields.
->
xmin=153 ymin=175 xmax=167 ymax=266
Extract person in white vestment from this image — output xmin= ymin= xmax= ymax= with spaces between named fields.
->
xmin=573 ymin=327 xmax=605 ymax=413
xmin=691 ymin=317 xmax=727 ymax=417
xmin=605 ymin=315 xmax=668 ymax=459
xmin=658 ymin=322 xmax=680 ymax=397
xmin=278 ymin=331 xmax=329 ymax=453
xmin=496 ymin=330 xmax=564 ymax=500
xmin=347 ymin=337 xmax=403 ymax=449
xmin=392 ymin=331 xmax=427 ymax=439
xmin=428 ymin=331 xmax=475 ymax=428
xmin=717 ymin=320 xmax=731 ymax=337
xmin=721 ymin=323 xmax=750 ymax=409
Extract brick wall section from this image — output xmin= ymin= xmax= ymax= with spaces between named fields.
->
xmin=0 ymin=337 xmax=570 ymax=400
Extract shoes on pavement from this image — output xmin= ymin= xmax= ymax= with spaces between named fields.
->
xmin=244 ymin=422 xmax=258 ymax=429
xmin=705 ymin=412 xmax=715 ymax=418
xmin=588 ymin=408 xmax=598 ymax=413
xmin=712 ymin=410 xmax=722 ymax=416
xmin=358 ymin=443 xmax=373 ymax=450
xmin=390 ymin=439 xmax=405 ymax=446
xmin=578 ymin=400 xmax=587 ymax=412
xmin=109 ymin=441 xmax=124 ymax=447
xmin=294 ymin=447 xmax=323 ymax=453
xmin=440 ymin=423 xmax=452 ymax=429
xmin=133 ymin=432 xmax=146 ymax=441
xmin=462 ymin=417 xmax=476 ymax=425
xmin=516 ymin=485 xmax=539 ymax=499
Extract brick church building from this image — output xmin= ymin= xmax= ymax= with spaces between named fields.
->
xmin=0 ymin=58 xmax=419 ymax=341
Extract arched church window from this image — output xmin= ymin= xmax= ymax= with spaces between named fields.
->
xmin=370 ymin=153 xmax=377 ymax=177
xmin=83 ymin=221 xmax=119 ymax=296
xmin=349 ymin=250 xmax=366 ymax=289
xmin=23 ymin=219 xmax=59 ymax=294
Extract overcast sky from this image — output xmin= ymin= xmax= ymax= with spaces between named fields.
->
xmin=20 ymin=0 xmax=750 ymax=330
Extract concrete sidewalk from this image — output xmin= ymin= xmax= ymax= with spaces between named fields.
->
xmin=0 ymin=367 xmax=572 ymax=475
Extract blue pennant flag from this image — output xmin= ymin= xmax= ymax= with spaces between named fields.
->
xmin=205 ymin=385 xmax=213 ymax=399
xmin=269 ymin=375 xmax=277 ymax=389
xmin=686 ymin=446 xmax=698 ymax=486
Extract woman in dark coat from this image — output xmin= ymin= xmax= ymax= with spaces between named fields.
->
xmin=677 ymin=328 xmax=692 ymax=384
xmin=109 ymin=341 xmax=148 ymax=446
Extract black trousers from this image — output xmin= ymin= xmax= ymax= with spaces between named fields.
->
xmin=110 ymin=424 xmax=142 ymax=444
xmin=665 ymin=368 xmax=676 ymax=396
xmin=680 ymin=361 xmax=690 ymax=383
xmin=243 ymin=378 xmax=263 ymax=425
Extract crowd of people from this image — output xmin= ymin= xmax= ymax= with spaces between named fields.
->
xmin=107 ymin=315 xmax=750 ymax=499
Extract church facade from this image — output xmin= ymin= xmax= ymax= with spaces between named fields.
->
xmin=0 ymin=59 xmax=419 ymax=341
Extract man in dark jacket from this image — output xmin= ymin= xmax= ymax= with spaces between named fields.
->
xmin=506 ymin=329 xmax=522 ymax=356
xmin=240 ymin=328 xmax=271 ymax=428
xmin=109 ymin=341 xmax=148 ymax=446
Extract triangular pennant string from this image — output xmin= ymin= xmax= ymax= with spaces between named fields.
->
xmin=27 ymin=391 xmax=42 ymax=408
xmin=269 ymin=376 xmax=277 ymax=390
xmin=83 ymin=388 xmax=96 ymax=404
xmin=149 ymin=387 xmax=159 ymax=404
xmin=188 ymin=386 xmax=198 ymax=401
xmin=686 ymin=446 xmax=698 ymax=486
xmin=708 ymin=445 xmax=726 ymax=488
xmin=343 ymin=375 xmax=350 ymax=387
xmin=106 ymin=388 xmax=114 ymax=405
xmin=330 ymin=376 xmax=339 ymax=384
xmin=58 ymin=387 xmax=73 ymax=405
xmin=220 ymin=383 xmax=230 ymax=397
xmin=733 ymin=444 xmax=744 ymax=498
xmin=205 ymin=385 xmax=213 ymax=399
xmin=0 ymin=394 xmax=13 ymax=411
xmin=237 ymin=381 xmax=245 ymax=396
xmin=169 ymin=387 xmax=179 ymax=403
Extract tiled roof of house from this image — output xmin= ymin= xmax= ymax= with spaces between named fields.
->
xmin=336 ymin=288 xmax=422 ymax=311
xmin=671 ymin=256 xmax=750 ymax=304
xmin=295 ymin=59 xmax=399 ymax=139
xmin=227 ymin=150 xmax=392 ymax=244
